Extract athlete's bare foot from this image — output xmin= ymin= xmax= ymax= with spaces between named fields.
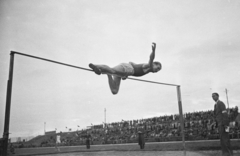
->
xmin=89 ymin=63 xmax=101 ymax=75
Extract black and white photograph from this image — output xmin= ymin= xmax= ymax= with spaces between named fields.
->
xmin=0 ymin=0 xmax=240 ymax=155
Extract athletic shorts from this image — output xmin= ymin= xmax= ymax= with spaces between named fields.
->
xmin=118 ymin=63 xmax=134 ymax=78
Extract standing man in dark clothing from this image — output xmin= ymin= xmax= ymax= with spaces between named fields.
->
xmin=86 ymin=133 xmax=91 ymax=149
xmin=212 ymin=93 xmax=233 ymax=156
xmin=9 ymin=143 xmax=15 ymax=154
xmin=138 ymin=131 xmax=145 ymax=149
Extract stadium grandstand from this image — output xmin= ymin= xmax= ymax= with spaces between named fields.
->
xmin=8 ymin=107 xmax=239 ymax=149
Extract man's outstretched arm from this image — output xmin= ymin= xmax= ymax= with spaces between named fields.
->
xmin=148 ymin=42 xmax=156 ymax=69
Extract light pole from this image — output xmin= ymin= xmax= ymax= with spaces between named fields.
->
xmin=225 ymin=89 xmax=230 ymax=110
xmin=104 ymin=108 xmax=106 ymax=127
xmin=44 ymin=122 xmax=46 ymax=135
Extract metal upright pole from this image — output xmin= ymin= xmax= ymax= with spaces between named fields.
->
xmin=225 ymin=89 xmax=230 ymax=110
xmin=177 ymin=86 xmax=186 ymax=155
xmin=2 ymin=52 xmax=15 ymax=156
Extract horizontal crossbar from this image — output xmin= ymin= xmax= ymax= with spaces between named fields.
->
xmin=11 ymin=51 xmax=179 ymax=87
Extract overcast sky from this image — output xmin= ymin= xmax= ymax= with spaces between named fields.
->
xmin=0 ymin=0 xmax=240 ymax=138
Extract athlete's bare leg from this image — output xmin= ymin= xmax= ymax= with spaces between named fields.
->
xmin=89 ymin=63 xmax=125 ymax=94
xmin=97 ymin=65 xmax=116 ymax=74
xmin=107 ymin=75 xmax=121 ymax=95
xmin=89 ymin=63 xmax=125 ymax=76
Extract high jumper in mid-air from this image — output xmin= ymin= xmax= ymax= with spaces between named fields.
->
xmin=89 ymin=42 xmax=162 ymax=95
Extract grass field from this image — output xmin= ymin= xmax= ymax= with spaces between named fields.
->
xmin=10 ymin=139 xmax=240 ymax=156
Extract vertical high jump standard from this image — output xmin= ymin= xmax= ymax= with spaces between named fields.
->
xmin=2 ymin=51 xmax=186 ymax=156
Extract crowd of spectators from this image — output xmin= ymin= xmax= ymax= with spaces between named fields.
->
xmin=13 ymin=106 xmax=240 ymax=148
xmin=74 ymin=106 xmax=240 ymax=145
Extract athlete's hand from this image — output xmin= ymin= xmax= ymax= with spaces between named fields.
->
xmin=152 ymin=43 xmax=156 ymax=52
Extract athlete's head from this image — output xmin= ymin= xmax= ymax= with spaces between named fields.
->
xmin=153 ymin=61 xmax=162 ymax=73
